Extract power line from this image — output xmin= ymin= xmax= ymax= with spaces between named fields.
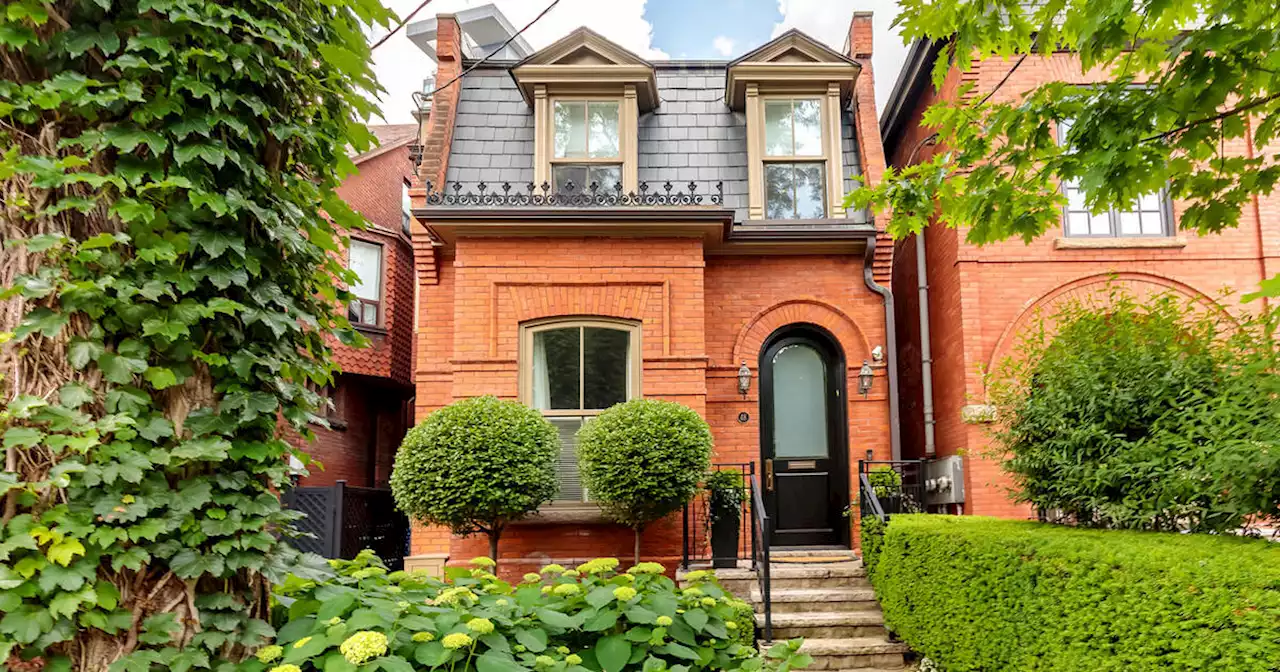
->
xmin=372 ymin=0 xmax=436 ymax=51
xmin=412 ymin=0 xmax=561 ymax=114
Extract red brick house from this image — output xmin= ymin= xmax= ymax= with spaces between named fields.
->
xmin=296 ymin=124 xmax=418 ymax=490
xmin=403 ymin=12 xmax=898 ymax=575
xmin=879 ymin=41 xmax=1280 ymax=518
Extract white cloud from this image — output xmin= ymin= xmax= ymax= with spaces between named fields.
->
xmin=770 ymin=0 xmax=912 ymax=117
xmin=370 ymin=0 xmax=668 ymax=124
xmin=712 ymin=35 xmax=736 ymax=57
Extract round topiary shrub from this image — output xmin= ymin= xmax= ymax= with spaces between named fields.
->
xmin=390 ymin=395 xmax=558 ymax=561
xmin=577 ymin=398 xmax=713 ymax=563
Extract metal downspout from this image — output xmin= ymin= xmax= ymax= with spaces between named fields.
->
xmin=862 ymin=235 xmax=902 ymax=460
xmin=916 ymin=232 xmax=936 ymax=457
xmin=906 ymin=133 xmax=939 ymax=458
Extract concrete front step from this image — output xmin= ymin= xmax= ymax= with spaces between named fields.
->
xmin=752 ymin=587 xmax=880 ymax=613
xmin=758 ymin=611 xmax=887 ymax=639
xmin=790 ymin=638 xmax=911 ymax=670
xmin=767 ymin=561 xmax=870 ymax=590
xmin=769 ymin=548 xmax=859 ymax=558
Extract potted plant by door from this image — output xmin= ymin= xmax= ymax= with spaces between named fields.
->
xmin=705 ymin=470 xmax=746 ymax=568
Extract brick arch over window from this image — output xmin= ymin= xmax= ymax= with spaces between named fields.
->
xmin=985 ymin=271 xmax=1235 ymax=379
xmin=492 ymin=282 xmax=670 ymax=358
xmin=732 ymin=298 xmax=872 ymax=369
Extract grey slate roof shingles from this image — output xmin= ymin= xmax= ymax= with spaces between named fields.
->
xmin=444 ymin=63 xmax=867 ymax=224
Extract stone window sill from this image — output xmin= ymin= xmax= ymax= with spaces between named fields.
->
xmin=1054 ymin=236 xmax=1187 ymax=250
xmin=354 ymin=323 xmax=389 ymax=336
xmin=513 ymin=502 xmax=609 ymax=526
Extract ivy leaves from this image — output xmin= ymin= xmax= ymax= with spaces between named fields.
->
xmin=1 ymin=0 xmax=396 ymax=667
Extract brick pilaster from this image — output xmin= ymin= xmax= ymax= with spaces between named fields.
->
xmin=847 ymin=11 xmax=893 ymax=284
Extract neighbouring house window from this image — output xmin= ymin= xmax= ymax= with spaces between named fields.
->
xmin=1059 ymin=120 xmax=1171 ymax=237
xmin=348 ymin=239 xmax=383 ymax=327
xmin=764 ymin=98 xmax=826 ymax=219
xmin=521 ymin=318 xmax=641 ymax=502
xmin=551 ymin=100 xmax=622 ymax=191
xmin=401 ymin=181 xmax=412 ymax=236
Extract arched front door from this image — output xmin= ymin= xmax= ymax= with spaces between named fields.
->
xmin=759 ymin=325 xmax=849 ymax=547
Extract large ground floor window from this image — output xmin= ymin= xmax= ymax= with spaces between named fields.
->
xmin=519 ymin=318 xmax=641 ymax=501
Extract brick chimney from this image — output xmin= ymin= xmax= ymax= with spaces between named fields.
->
xmin=409 ymin=15 xmax=462 ymax=294
xmin=847 ymin=11 xmax=874 ymax=60
xmin=414 ymin=13 xmax=462 ymax=193
xmin=844 ymin=10 xmax=891 ymax=284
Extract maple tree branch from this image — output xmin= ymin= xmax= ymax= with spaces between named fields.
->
xmin=1142 ymin=93 xmax=1280 ymax=143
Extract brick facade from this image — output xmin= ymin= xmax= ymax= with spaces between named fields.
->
xmin=297 ymin=132 xmax=417 ymax=490
xmin=885 ymin=50 xmax=1280 ymax=518
xmin=405 ymin=14 xmax=895 ymax=577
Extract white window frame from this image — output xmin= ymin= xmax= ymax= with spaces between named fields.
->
xmin=347 ymin=238 xmax=384 ymax=328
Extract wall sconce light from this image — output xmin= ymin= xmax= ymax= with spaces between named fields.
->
xmin=858 ymin=360 xmax=874 ymax=397
xmin=737 ymin=361 xmax=752 ymax=398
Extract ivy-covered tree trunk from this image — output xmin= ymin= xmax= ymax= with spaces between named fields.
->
xmin=0 ymin=1 xmax=393 ymax=669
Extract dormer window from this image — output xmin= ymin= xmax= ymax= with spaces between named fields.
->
xmin=725 ymin=30 xmax=861 ymax=221
xmin=511 ymin=27 xmax=659 ymax=194
xmin=764 ymin=98 xmax=826 ymax=219
xmin=552 ymin=99 xmax=622 ymax=190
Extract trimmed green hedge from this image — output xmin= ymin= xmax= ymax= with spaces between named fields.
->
xmin=864 ymin=515 xmax=1280 ymax=671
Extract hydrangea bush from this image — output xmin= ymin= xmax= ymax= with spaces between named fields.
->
xmin=243 ymin=553 xmax=809 ymax=672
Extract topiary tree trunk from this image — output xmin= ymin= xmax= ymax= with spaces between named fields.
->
xmin=390 ymin=396 xmax=560 ymax=569
xmin=576 ymin=399 xmax=713 ymax=568
xmin=0 ymin=1 xmax=394 ymax=669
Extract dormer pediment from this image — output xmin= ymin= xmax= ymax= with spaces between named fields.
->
xmin=725 ymin=29 xmax=861 ymax=110
xmin=511 ymin=27 xmax=660 ymax=110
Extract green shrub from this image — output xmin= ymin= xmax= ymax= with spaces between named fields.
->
xmin=391 ymin=396 xmax=558 ymax=560
xmin=252 ymin=552 xmax=809 ymax=672
xmin=990 ymin=288 xmax=1280 ymax=532
xmin=858 ymin=516 xmax=885 ymax=577
xmin=869 ymin=515 xmax=1280 ymax=671
xmin=577 ymin=399 xmax=713 ymax=563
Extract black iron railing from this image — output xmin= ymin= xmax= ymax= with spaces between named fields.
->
xmin=422 ymin=180 xmax=725 ymax=208
xmin=749 ymin=468 xmax=772 ymax=642
xmin=282 ymin=480 xmax=411 ymax=570
xmin=858 ymin=460 xmax=926 ymax=523
xmin=682 ymin=463 xmax=755 ymax=567
xmin=680 ymin=463 xmax=771 ymax=641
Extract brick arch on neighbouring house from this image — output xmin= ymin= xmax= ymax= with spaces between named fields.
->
xmin=984 ymin=271 xmax=1237 ymax=383
xmin=731 ymin=298 xmax=873 ymax=371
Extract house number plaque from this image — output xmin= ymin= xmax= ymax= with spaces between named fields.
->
xmin=737 ymin=412 xmax=750 ymax=423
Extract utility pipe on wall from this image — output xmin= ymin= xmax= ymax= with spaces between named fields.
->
xmin=907 ymin=134 xmax=939 ymax=457
xmin=862 ymin=235 xmax=902 ymax=461
xmin=916 ymin=232 xmax=936 ymax=457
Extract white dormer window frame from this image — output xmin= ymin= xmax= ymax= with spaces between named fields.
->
xmin=511 ymin=28 xmax=658 ymax=194
xmin=544 ymin=93 xmax=632 ymax=192
xmin=725 ymin=31 xmax=861 ymax=221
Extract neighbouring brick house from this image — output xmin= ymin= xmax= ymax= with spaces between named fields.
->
xmin=404 ymin=12 xmax=898 ymax=576
xmin=880 ymin=41 xmax=1280 ymax=518
xmin=295 ymin=124 xmax=418 ymax=490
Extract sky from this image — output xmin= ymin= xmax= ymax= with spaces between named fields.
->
xmin=368 ymin=0 xmax=911 ymax=126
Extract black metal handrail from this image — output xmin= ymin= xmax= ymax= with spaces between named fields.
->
xmin=857 ymin=460 xmax=926 ymax=523
xmin=748 ymin=469 xmax=772 ymax=642
xmin=680 ymin=463 xmax=770 ymax=641
xmin=859 ymin=470 xmax=890 ymax=523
